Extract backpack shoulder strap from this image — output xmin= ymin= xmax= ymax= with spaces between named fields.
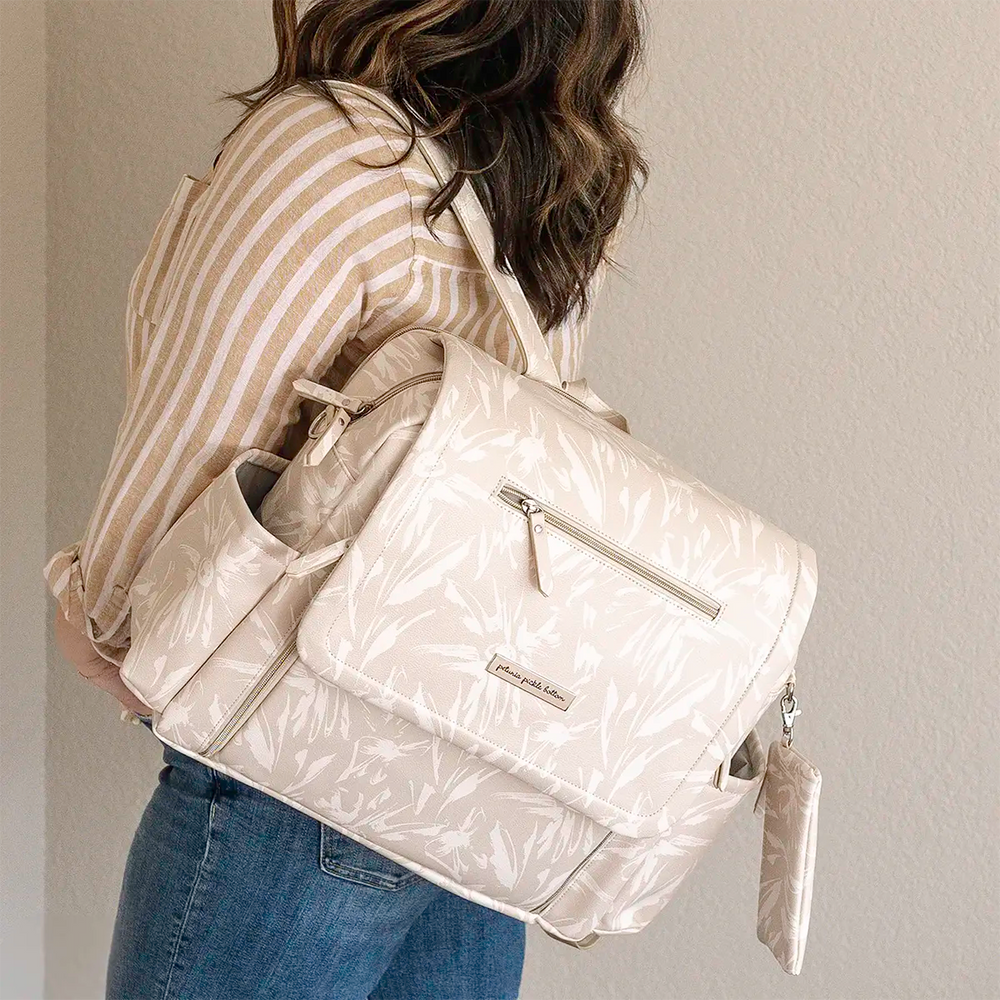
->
xmin=326 ymin=79 xmax=562 ymax=388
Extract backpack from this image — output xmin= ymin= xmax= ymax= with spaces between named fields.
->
xmin=121 ymin=80 xmax=821 ymax=974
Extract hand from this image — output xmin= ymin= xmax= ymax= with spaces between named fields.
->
xmin=53 ymin=606 xmax=152 ymax=716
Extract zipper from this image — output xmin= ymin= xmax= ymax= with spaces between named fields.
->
xmin=300 ymin=370 xmax=443 ymax=466
xmin=351 ymin=371 xmax=442 ymax=417
xmin=298 ymin=326 xmax=611 ymax=468
xmin=346 ymin=365 xmax=594 ymax=421
xmin=496 ymin=482 xmax=722 ymax=621
xmin=330 ymin=322 xmax=601 ymax=422
xmin=200 ymin=629 xmax=299 ymax=757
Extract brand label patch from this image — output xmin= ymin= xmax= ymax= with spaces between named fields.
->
xmin=485 ymin=653 xmax=576 ymax=711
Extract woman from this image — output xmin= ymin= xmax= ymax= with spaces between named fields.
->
xmin=47 ymin=1 xmax=648 ymax=997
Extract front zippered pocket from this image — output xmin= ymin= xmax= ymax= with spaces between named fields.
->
xmin=200 ymin=628 xmax=299 ymax=757
xmin=496 ymin=481 xmax=722 ymax=621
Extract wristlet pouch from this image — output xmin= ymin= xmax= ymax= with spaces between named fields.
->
xmin=120 ymin=80 xmax=820 ymax=960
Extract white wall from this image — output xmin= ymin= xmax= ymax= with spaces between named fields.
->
xmin=1 ymin=3 xmax=47 ymax=998
xmin=35 ymin=2 xmax=998 ymax=998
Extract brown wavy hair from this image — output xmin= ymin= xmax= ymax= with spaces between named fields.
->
xmin=214 ymin=0 xmax=649 ymax=334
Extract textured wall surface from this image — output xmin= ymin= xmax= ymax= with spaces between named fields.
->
xmin=40 ymin=2 xmax=997 ymax=998
xmin=1 ymin=3 xmax=47 ymax=999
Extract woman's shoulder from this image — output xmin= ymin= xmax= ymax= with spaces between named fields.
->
xmin=207 ymin=83 xmax=417 ymax=200
xmin=200 ymin=84 xmax=423 ymax=273
xmin=228 ymin=83 xmax=461 ymax=249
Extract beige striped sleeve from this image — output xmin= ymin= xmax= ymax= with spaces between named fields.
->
xmin=43 ymin=88 xmax=418 ymax=666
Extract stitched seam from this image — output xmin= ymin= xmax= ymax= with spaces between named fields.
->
xmin=320 ymin=861 xmax=422 ymax=891
xmin=319 ymin=825 xmax=421 ymax=890
xmin=146 ymin=455 xmax=296 ymax=571
xmin=99 ymin=443 xmax=284 ymax=640
xmin=323 ymin=536 xmax=803 ymax=824
xmin=149 ymin=577 xmax=286 ymax=718
xmin=534 ymin=830 xmax=618 ymax=914
xmin=129 ymin=175 xmax=202 ymax=322
xmin=347 ymin=98 xmax=452 ymax=268
xmin=680 ymin=540 xmax=803 ymax=788
xmin=160 ymin=772 xmax=220 ymax=1000
xmin=227 ymin=459 xmax=300 ymax=560
xmin=153 ymin=455 xmax=297 ymax=735
xmin=145 ymin=179 xmax=209 ymax=327
xmin=345 ymin=92 xmax=486 ymax=341
xmin=488 ymin=488 xmax=725 ymax=622
xmin=347 ymin=98 xmax=422 ymax=318
xmin=196 ymin=618 xmax=300 ymax=754
xmin=330 ymin=441 xmax=357 ymax=483
xmin=322 ymin=361 xmax=474 ymax=648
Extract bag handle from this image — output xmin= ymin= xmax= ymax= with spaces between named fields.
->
xmin=326 ymin=80 xmax=562 ymax=388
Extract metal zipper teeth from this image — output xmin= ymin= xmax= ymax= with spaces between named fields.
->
xmin=200 ymin=630 xmax=299 ymax=757
xmin=497 ymin=484 xmax=722 ymax=621
xmin=352 ymin=371 xmax=442 ymax=417
xmin=338 ymin=324 xmax=602 ymax=423
xmin=353 ymin=369 xmax=595 ymax=422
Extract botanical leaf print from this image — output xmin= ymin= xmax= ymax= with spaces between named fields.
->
xmin=756 ymin=740 xmax=822 ymax=975
xmin=122 ymin=325 xmax=818 ymax=952
xmin=295 ymin=331 xmax=818 ymax=839
xmin=124 ymin=450 xmax=297 ymax=711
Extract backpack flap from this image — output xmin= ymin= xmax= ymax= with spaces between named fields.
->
xmin=294 ymin=329 xmax=819 ymax=839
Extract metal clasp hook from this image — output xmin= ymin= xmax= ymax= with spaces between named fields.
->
xmin=779 ymin=680 xmax=801 ymax=747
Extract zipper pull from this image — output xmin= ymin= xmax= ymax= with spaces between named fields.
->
xmin=291 ymin=378 xmax=365 ymax=412
xmin=293 ymin=379 xmax=367 ymax=468
xmin=521 ymin=499 xmax=553 ymax=596
xmin=302 ymin=406 xmax=350 ymax=467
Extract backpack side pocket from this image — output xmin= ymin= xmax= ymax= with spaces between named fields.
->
xmin=121 ymin=449 xmax=298 ymax=712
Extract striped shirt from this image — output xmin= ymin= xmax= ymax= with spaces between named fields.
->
xmin=43 ymin=83 xmax=602 ymax=666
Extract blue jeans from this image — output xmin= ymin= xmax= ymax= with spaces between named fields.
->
xmin=106 ymin=720 xmax=525 ymax=999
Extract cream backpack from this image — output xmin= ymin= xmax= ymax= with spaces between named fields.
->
xmin=121 ymin=81 xmax=822 ymax=974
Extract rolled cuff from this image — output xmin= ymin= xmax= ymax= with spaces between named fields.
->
xmin=42 ymin=542 xmax=129 ymax=669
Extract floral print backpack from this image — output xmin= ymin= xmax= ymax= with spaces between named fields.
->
xmin=120 ymin=81 xmax=822 ymax=974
